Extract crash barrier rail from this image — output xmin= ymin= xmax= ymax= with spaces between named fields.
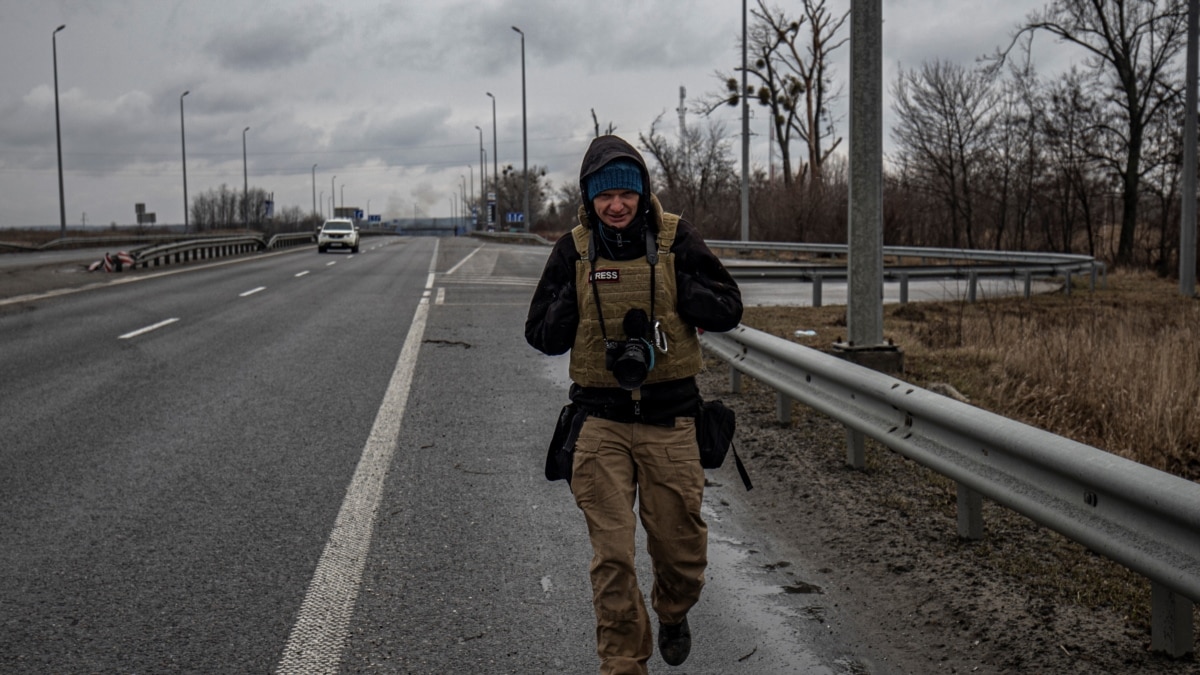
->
xmin=698 ymin=324 xmax=1199 ymax=657
xmin=106 ymin=232 xmax=315 ymax=271
xmin=707 ymin=240 xmax=1105 ymax=305
xmin=470 ymin=230 xmax=553 ymax=245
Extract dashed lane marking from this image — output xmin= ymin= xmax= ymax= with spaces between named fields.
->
xmin=118 ymin=318 xmax=180 ymax=340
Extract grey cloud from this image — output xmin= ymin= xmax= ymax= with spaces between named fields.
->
xmin=203 ymin=6 xmax=347 ymax=71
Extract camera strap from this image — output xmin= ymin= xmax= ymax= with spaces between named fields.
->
xmin=587 ymin=227 xmax=659 ymax=348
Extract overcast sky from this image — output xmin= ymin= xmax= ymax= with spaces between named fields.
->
xmin=0 ymin=0 xmax=1068 ymax=228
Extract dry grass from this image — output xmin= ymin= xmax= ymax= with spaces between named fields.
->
xmin=741 ymin=271 xmax=1200 ymax=632
xmin=746 ymin=270 xmax=1200 ymax=481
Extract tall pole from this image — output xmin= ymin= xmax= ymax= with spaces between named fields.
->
xmin=740 ymin=1 xmax=749 ymax=242
xmin=847 ymin=0 xmax=884 ymax=351
xmin=486 ymin=92 xmax=498 ymax=184
xmin=512 ymin=26 xmax=529 ymax=230
xmin=476 ymin=125 xmax=486 ymax=230
xmin=311 ymin=164 xmax=318 ymax=217
xmin=180 ymin=90 xmax=190 ymax=232
xmin=242 ymin=126 xmax=250 ymax=226
xmin=331 ymin=175 xmax=336 ymax=217
xmin=842 ymin=0 xmax=893 ymax=468
xmin=1181 ymin=0 xmax=1198 ymax=297
xmin=53 ymin=25 xmax=67 ymax=238
xmin=341 ymin=184 xmax=345 ymax=208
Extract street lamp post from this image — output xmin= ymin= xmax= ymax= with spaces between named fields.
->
xmin=475 ymin=125 xmax=486 ymax=230
xmin=180 ymin=90 xmax=190 ymax=232
xmin=311 ymin=164 xmax=318 ymax=217
xmin=331 ymin=175 xmax=336 ymax=218
xmin=512 ymin=26 xmax=529 ymax=230
xmin=340 ymin=184 xmax=345 ymax=208
xmin=486 ymin=93 xmax=498 ymax=185
xmin=53 ymin=24 xmax=66 ymax=238
xmin=242 ymin=126 xmax=250 ymax=226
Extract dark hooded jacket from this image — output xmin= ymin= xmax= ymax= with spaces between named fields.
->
xmin=525 ymin=135 xmax=743 ymax=423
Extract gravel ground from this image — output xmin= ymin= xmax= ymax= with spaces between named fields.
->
xmin=696 ymin=360 xmax=1199 ymax=675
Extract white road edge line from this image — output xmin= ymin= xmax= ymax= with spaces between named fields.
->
xmin=295 ymin=271 xmax=310 ymax=278
xmin=118 ymin=318 xmax=180 ymax=340
xmin=240 ymin=286 xmax=266 ymax=297
xmin=276 ymin=238 xmax=440 ymax=674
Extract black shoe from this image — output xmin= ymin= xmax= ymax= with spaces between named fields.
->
xmin=658 ymin=616 xmax=691 ymax=666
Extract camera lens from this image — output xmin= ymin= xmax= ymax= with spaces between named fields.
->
xmin=612 ymin=339 xmax=651 ymax=390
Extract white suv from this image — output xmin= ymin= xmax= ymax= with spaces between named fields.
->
xmin=317 ymin=219 xmax=360 ymax=253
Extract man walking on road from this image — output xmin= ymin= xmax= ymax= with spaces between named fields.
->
xmin=526 ymin=135 xmax=743 ymax=674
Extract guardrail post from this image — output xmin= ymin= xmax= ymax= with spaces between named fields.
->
xmin=1023 ymin=271 xmax=1032 ymax=299
xmin=967 ymin=271 xmax=978 ymax=303
xmin=729 ymin=366 xmax=742 ymax=393
xmin=812 ymin=275 xmax=823 ymax=308
xmin=899 ymin=272 xmax=909 ymax=304
xmin=1150 ymin=582 xmax=1195 ymax=657
xmin=776 ymin=393 xmax=792 ymax=424
xmin=846 ymin=428 xmax=865 ymax=469
xmin=956 ymin=483 xmax=983 ymax=539
xmin=1064 ymin=270 xmax=1073 ymax=296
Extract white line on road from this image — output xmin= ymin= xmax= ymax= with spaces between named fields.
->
xmin=118 ymin=318 xmax=180 ymax=340
xmin=239 ymin=286 xmax=266 ymax=297
xmin=277 ymin=239 xmax=440 ymax=674
xmin=443 ymin=245 xmax=484 ymax=275
xmin=294 ymin=271 xmax=310 ymax=278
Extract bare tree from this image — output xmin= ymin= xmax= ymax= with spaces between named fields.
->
xmin=702 ymin=0 xmax=847 ymax=186
xmin=591 ymin=109 xmax=616 ymax=138
xmin=1001 ymin=0 xmax=1188 ymax=266
xmin=891 ymin=60 xmax=1000 ymax=248
xmin=639 ymin=113 xmax=738 ymax=235
xmin=495 ymin=163 xmax=552 ymax=232
xmin=790 ymin=0 xmax=848 ymax=183
xmin=1037 ymin=66 xmax=1111 ymax=255
xmin=1140 ymin=90 xmax=1187 ymax=273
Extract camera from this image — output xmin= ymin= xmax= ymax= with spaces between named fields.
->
xmin=605 ymin=309 xmax=655 ymax=390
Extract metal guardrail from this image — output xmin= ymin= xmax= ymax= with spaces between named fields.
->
xmin=707 ymin=239 xmax=1099 ymax=266
xmin=128 ymin=235 xmax=266 ymax=269
xmin=121 ymin=232 xmax=315 ymax=270
xmin=480 ymin=234 xmax=1104 ymax=301
xmin=699 ymin=325 xmax=1199 ymax=656
xmin=469 ymin=230 xmax=553 ymax=245
xmin=708 ymin=240 xmax=1106 ymax=303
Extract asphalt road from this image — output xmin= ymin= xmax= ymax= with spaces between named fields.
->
xmin=0 ymin=237 xmax=869 ymax=674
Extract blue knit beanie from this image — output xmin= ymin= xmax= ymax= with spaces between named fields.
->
xmin=586 ymin=160 xmax=644 ymax=201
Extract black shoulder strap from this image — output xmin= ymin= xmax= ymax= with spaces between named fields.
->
xmin=731 ymin=442 xmax=752 ymax=491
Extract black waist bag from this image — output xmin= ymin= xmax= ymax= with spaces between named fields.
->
xmin=697 ymin=400 xmax=752 ymax=490
xmin=545 ymin=403 xmax=586 ymax=484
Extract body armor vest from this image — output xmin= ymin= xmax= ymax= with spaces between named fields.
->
xmin=568 ymin=209 xmax=703 ymax=388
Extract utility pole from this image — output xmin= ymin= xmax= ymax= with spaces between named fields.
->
xmin=740 ymin=1 xmax=750 ymax=242
xmin=1181 ymin=0 xmax=1198 ymax=297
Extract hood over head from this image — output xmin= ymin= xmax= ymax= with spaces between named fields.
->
xmin=579 ymin=135 xmax=652 ymax=229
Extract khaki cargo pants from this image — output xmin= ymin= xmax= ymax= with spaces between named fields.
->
xmin=570 ymin=415 xmax=707 ymax=675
